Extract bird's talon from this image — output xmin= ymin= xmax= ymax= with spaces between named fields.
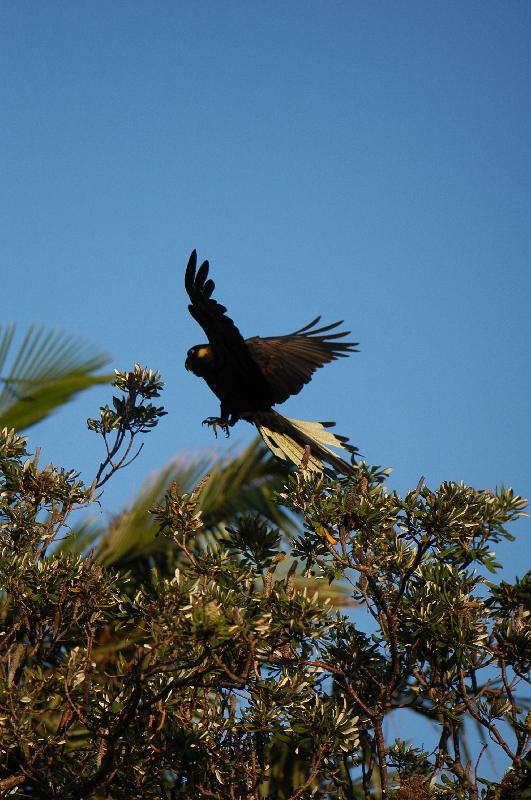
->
xmin=202 ymin=417 xmax=230 ymax=438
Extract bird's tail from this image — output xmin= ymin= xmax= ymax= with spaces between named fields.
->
xmin=247 ymin=410 xmax=357 ymax=477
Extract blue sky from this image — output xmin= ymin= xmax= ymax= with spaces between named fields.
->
xmin=2 ymin=2 xmax=530 ymax=578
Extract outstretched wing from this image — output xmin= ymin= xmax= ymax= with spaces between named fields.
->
xmin=185 ymin=250 xmax=266 ymax=379
xmin=246 ymin=317 xmax=357 ymax=405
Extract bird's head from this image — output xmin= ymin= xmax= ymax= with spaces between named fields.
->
xmin=185 ymin=344 xmax=213 ymax=376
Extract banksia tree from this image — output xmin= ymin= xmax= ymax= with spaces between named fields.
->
xmin=0 ymin=366 xmax=528 ymax=798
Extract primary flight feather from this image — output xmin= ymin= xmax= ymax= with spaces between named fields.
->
xmin=184 ymin=249 xmax=358 ymax=476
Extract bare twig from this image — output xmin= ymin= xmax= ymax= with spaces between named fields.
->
xmin=458 ymin=671 xmax=516 ymax=761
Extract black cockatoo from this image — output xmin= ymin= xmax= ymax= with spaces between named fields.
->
xmin=184 ymin=250 xmax=357 ymax=476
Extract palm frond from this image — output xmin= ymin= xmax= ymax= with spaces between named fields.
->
xmin=58 ymin=517 xmax=105 ymax=555
xmin=291 ymin=575 xmax=358 ymax=607
xmin=65 ymin=438 xmax=295 ymax=577
xmin=66 ymin=439 xmax=357 ymax=608
xmin=197 ymin=437 xmax=292 ymax=533
xmin=0 ymin=323 xmax=111 ymax=430
xmin=95 ymin=459 xmax=202 ymax=568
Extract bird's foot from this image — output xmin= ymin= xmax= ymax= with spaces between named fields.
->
xmin=202 ymin=417 xmax=230 ymax=438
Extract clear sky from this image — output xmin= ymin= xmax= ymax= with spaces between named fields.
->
xmin=2 ymin=2 xmax=530 ymax=576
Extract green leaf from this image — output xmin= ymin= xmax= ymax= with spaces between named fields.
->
xmin=65 ymin=438 xmax=296 ymax=573
xmin=0 ymin=323 xmax=111 ymax=431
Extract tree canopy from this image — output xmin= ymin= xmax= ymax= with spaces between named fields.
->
xmin=0 ymin=344 xmax=529 ymax=799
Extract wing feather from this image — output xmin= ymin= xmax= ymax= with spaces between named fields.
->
xmin=185 ymin=250 xmax=245 ymax=350
xmin=246 ymin=319 xmax=358 ymax=404
xmin=185 ymin=250 xmax=357 ymax=410
xmin=185 ymin=250 xmax=268 ymax=386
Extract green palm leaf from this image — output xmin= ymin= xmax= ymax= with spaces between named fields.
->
xmin=66 ymin=438 xmax=295 ymax=576
xmin=0 ymin=323 xmax=112 ymax=431
xmin=64 ymin=438 xmax=355 ymax=607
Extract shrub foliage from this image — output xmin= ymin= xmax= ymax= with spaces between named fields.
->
xmin=0 ymin=366 xmax=529 ymax=798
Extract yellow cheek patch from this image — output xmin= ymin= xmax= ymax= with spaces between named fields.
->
xmin=197 ymin=347 xmax=210 ymax=359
